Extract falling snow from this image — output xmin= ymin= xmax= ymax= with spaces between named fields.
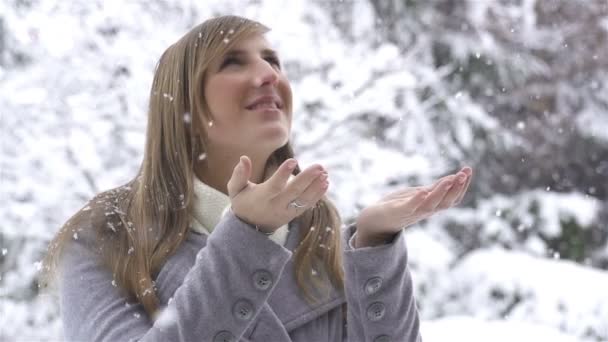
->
xmin=2 ymin=1 xmax=606 ymax=341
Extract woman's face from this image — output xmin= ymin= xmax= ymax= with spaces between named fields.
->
xmin=203 ymin=33 xmax=293 ymax=157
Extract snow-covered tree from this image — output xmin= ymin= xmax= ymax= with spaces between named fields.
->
xmin=1 ymin=0 xmax=606 ymax=340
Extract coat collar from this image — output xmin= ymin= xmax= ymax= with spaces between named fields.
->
xmin=190 ymin=175 xmax=289 ymax=245
xmin=268 ymin=220 xmax=345 ymax=331
xmin=190 ymin=175 xmax=345 ymax=329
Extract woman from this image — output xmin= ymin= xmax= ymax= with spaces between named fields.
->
xmin=42 ymin=15 xmax=472 ymax=341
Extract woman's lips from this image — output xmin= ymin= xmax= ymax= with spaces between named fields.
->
xmin=254 ymin=107 xmax=282 ymax=120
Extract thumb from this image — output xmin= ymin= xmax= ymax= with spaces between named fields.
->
xmin=227 ymin=156 xmax=251 ymax=198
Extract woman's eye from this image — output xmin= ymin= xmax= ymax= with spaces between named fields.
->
xmin=265 ymin=56 xmax=281 ymax=68
xmin=220 ymin=57 xmax=241 ymax=69
xmin=219 ymin=55 xmax=281 ymax=70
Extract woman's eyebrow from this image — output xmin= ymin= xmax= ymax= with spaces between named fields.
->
xmin=224 ymin=48 xmax=278 ymax=57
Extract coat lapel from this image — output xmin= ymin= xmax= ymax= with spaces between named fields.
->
xmin=268 ymin=221 xmax=345 ymax=331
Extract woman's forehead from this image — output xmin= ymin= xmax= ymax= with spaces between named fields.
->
xmin=227 ymin=34 xmax=276 ymax=54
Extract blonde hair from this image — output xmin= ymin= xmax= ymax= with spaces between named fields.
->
xmin=41 ymin=15 xmax=344 ymax=317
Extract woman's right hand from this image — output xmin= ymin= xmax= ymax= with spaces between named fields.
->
xmin=227 ymin=155 xmax=329 ymax=233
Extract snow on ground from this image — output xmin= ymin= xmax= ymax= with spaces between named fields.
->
xmin=437 ymin=248 xmax=608 ymax=338
xmin=422 ymin=316 xmax=600 ymax=342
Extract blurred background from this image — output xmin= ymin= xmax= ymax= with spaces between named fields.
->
xmin=1 ymin=0 xmax=607 ymax=341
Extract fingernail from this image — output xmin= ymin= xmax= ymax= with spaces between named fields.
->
xmin=287 ymin=159 xmax=297 ymax=169
xmin=319 ymin=173 xmax=328 ymax=181
xmin=458 ymin=175 xmax=466 ymax=184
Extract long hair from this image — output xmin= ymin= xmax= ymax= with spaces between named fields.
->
xmin=41 ymin=15 xmax=344 ymax=317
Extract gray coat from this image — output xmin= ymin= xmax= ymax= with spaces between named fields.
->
xmin=59 ymin=210 xmax=421 ymax=341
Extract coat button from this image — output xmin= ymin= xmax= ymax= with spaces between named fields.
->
xmin=252 ymin=270 xmax=273 ymax=291
xmin=366 ymin=302 xmax=386 ymax=321
xmin=374 ymin=335 xmax=391 ymax=342
xmin=213 ymin=330 xmax=236 ymax=342
xmin=233 ymin=299 xmax=254 ymax=321
xmin=364 ymin=277 xmax=383 ymax=295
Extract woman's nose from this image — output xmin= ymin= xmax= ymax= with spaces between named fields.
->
xmin=252 ymin=60 xmax=279 ymax=87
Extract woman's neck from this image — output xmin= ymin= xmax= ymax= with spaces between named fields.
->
xmin=194 ymin=150 xmax=272 ymax=196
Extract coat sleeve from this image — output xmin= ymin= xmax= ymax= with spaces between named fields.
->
xmin=59 ymin=210 xmax=292 ymax=342
xmin=341 ymin=225 xmax=422 ymax=342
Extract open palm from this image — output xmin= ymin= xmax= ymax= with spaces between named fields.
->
xmin=355 ymin=167 xmax=473 ymax=247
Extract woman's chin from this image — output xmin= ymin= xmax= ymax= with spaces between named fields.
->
xmin=260 ymin=124 xmax=289 ymax=141
xmin=269 ymin=134 xmax=290 ymax=149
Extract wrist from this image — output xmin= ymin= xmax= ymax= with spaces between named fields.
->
xmin=230 ymin=207 xmax=274 ymax=235
xmin=354 ymin=229 xmax=394 ymax=248
xmin=253 ymin=223 xmax=274 ymax=235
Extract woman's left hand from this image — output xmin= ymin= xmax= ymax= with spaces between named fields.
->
xmin=354 ymin=167 xmax=473 ymax=248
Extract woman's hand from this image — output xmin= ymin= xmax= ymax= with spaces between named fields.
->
xmin=227 ymin=156 xmax=329 ymax=233
xmin=354 ymin=167 xmax=473 ymax=248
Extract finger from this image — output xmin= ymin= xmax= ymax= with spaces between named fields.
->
xmin=424 ymin=174 xmax=456 ymax=193
xmin=288 ymin=171 xmax=329 ymax=211
xmin=265 ymin=158 xmax=298 ymax=192
xmin=227 ymin=156 xmax=251 ymax=198
xmin=417 ymin=177 xmax=455 ymax=212
xmin=393 ymin=188 xmax=430 ymax=214
xmin=424 ymin=166 xmax=470 ymax=194
xmin=435 ymin=172 xmax=466 ymax=209
xmin=274 ymin=164 xmax=325 ymax=202
xmin=461 ymin=166 xmax=473 ymax=176
xmin=381 ymin=186 xmax=424 ymax=202
xmin=454 ymin=169 xmax=473 ymax=205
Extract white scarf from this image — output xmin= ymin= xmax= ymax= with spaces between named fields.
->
xmin=190 ymin=176 xmax=289 ymax=246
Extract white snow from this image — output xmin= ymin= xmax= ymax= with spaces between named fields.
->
xmin=1 ymin=0 xmax=605 ymax=341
